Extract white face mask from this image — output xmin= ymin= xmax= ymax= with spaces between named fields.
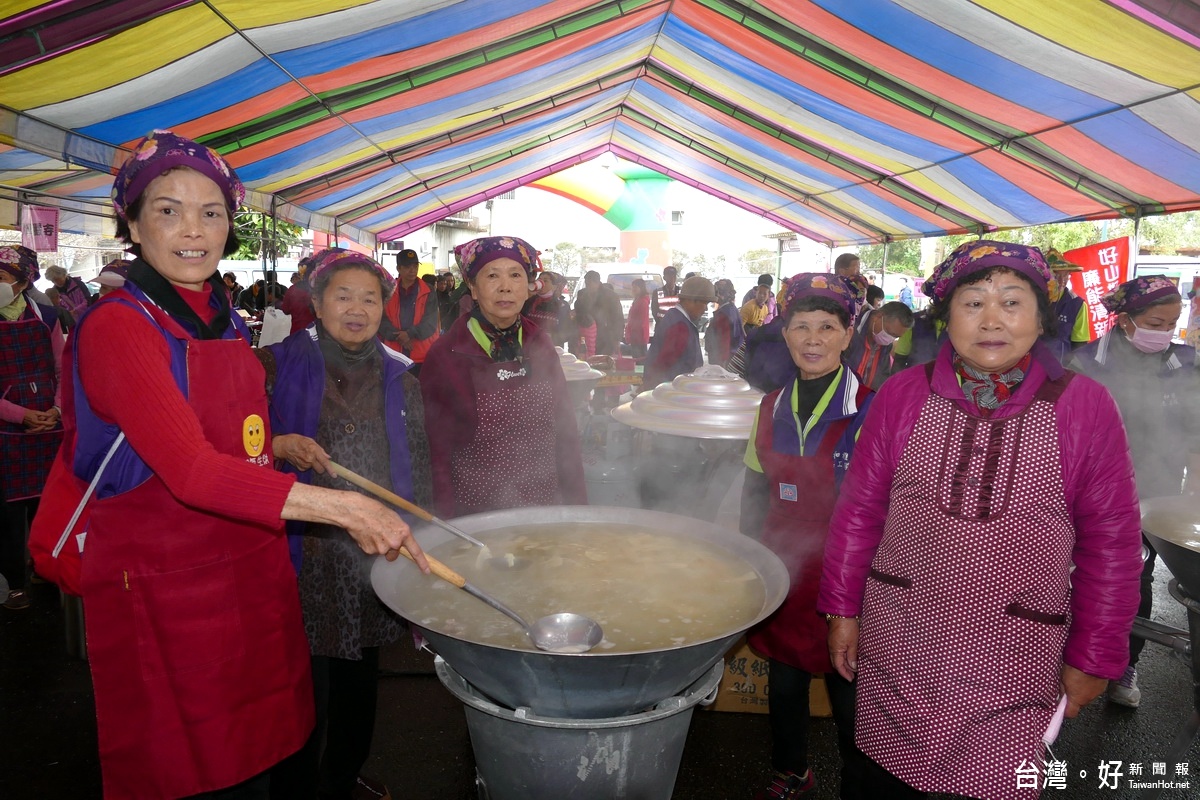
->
xmin=1125 ymin=319 xmax=1173 ymax=354
xmin=873 ymin=329 xmax=897 ymax=346
xmin=0 ymin=281 xmax=14 ymax=308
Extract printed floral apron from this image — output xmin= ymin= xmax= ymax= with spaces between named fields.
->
xmin=856 ymin=374 xmax=1074 ymax=800
xmin=451 ymin=356 xmax=559 ymax=514
xmin=82 ymin=324 xmax=313 ymax=799
xmin=747 ymin=395 xmax=851 ymax=673
xmin=0 ymin=304 xmax=63 ymax=500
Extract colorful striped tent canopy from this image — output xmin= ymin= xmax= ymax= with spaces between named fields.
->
xmin=2 ymin=0 xmax=1199 ymax=247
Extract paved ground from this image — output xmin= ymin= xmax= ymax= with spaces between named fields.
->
xmin=2 ymin=560 xmax=1197 ymax=799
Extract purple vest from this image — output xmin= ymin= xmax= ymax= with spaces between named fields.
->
xmin=71 ymin=281 xmax=252 ymax=498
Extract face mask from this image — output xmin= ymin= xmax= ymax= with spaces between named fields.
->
xmin=1125 ymin=320 xmax=1173 ymax=354
xmin=0 ymin=282 xmax=14 ymax=308
xmin=873 ymin=323 xmax=897 ymax=346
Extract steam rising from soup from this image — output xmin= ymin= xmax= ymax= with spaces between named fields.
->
xmin=387 ymin=523 xmax=767 ymax=653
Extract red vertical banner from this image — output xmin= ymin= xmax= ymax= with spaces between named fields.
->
xmin=21 ymin=205 xmax=59 ymax=251
xmin=1063 ymin=238 xmax=1131 ymax=342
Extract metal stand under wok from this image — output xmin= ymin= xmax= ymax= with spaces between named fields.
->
xmin=1130 ymin=579 xmax=1199 ymax=800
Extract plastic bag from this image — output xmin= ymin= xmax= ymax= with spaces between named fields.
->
xmin=258 ymin=307 xmax=292 ymax=346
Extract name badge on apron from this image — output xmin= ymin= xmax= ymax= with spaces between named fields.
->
xmin=779 ymin=483 xmax=798 ymax=502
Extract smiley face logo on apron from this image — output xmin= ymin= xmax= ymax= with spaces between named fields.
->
xmin=242 ymin=414 xmax=265 ymax=457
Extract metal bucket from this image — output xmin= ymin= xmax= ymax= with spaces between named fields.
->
xmin=437 ymin=656 xmax=722 ymax=800
xmin=371 ymin=506 xmax=788 ymax=718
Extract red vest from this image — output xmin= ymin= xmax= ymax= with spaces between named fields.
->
xmin=384 ymin=279 xmax=439 ymax=363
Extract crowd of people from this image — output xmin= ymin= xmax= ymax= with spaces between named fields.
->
xmin=2 ymin=130 xmax=1195 ymax=800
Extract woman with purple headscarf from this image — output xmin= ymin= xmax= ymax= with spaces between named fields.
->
xmin=818 ymin=241 xmax=1143 ymax=799
xmin=1067 ymin=275 xmax=1199 ymax=709
xmin=31 ymin=131 xmax=429 ymax=800
xmin=741 ymin=274 xmax=872 ymax=800
xmin=0 ymin=244 xmax=64 ymax=611
xmin=420 ymin=236 xmax=585 ymax=517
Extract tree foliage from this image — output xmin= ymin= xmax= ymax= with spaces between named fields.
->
xmin=230 ymin=211 xmax=304 ymax=261
xmin=543 ymin=242 xmax=617 ymax=276
xmin=857 ymin=239 xmax=923 ymax=275
xmin=739 ymin=248 xmax=776 ymax=274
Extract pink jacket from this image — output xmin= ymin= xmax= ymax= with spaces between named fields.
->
xmin=818 ymin=341 xmax=1143 ymax=680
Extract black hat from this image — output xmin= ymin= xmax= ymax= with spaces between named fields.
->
xmin=396 ymin=249 xmax=419 ymax=267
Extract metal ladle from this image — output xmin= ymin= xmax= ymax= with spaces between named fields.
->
xmin=328 ymin=460 xmax=530 ymax=570
xmin=396 ymin=547 xmax=603 ymax=654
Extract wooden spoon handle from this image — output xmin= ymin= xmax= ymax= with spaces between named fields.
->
xmin=328 ymin=460 xmax=434 ymax=523
xmin=397 ymin=545 xmax=466 ymax=589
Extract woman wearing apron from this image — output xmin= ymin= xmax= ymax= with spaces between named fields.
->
xmin=740 ymin=274 xmax=872 ymax=800
xmin=0 ymin=245 xmax=64 ymax=610
xmin=818 ymin=241 xmax=1143 ymax=799
xmin=1067 ymin=275 xmax=1199 ymax=707
xmin=260 ymin=248 xmax=432 ymax=800
xmin=421 ymin=236 xmax=586 ymax=517
xmin=36 ymin=131 xmax=429 ymax=800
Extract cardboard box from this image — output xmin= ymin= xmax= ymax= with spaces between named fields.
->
xmin=702 ymin=636 xmax=831 ymax=716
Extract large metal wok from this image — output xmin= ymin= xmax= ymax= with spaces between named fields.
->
xmin=1141 ymin=495 xmax=1200 ymax=594
xmin=371 ymin=506 xmax=788 ymax=718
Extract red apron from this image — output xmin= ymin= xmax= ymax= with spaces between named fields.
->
xmin=856 ymin=375 xmax=1074 ymax=800
xmin=451 ymin=356 xmax=560 ymax=514
xmin=0 ymin=304 xmax=63 ymax=500
xmin=81 ymin=315 xmax=313 ymax=799
xmin=746 ymin=393 xmax=853 ymax=674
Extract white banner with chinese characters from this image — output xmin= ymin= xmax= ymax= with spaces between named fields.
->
xmin=1063 ymin=238 xmax=1131 ymax=342
xmin=20 ymin=204 xmax=59 ymax=252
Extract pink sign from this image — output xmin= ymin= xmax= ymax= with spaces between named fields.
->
xmin=21 ymin=205 xmax=59 ymax=252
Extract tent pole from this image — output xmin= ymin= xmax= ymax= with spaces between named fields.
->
xmin=776 ymin=237 xmax=784 ymax=282
xmin=270 ymin=204 xmax=278 ymax=271
xmin=881 ymin=240 xmax=890 ymax=288
xmin=1131 ymin=212 xmax=1142 ymax=277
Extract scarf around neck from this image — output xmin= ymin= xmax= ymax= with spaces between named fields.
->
xmin=954 ymin=352 xmax=1032 ymax=411
xmin=127 ymin=258 xmax=232 ymax=340
xmin=469 ymin=306 xmax=524 ymax=363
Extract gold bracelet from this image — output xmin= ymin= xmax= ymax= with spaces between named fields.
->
xmin=824 ymin=613 xmax=859 ymax=623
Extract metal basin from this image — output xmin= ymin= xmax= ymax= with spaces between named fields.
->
xmin=371 ymin=506 xmax=788 ymax=718
xmin=1142 ymin=495 xmax=1200 ymax=594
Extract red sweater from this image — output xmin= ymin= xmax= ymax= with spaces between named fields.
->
xmin=76 ymin=284 xmax=295 ymax=525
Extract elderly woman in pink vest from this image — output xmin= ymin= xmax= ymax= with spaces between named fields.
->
xmin=818 ymin=241 xmax=1143 ymax=800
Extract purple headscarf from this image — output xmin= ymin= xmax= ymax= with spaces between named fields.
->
xmin=112 ymin=130 xmax=245 ymax=219
xmin=923 ymin=240 xmax=1051 ymax=302
xmin=454 ymin=236 xmax=540 ymax=281
xmin=0 ymin=245 xmax=39 ymax=284
xmin=306 ymin=248 xmax=396 ymax=298
xmin=1101 ymin=275 xmax=1180 ymax=315
xmin=782 ymin=272 xmax=858 ymax=318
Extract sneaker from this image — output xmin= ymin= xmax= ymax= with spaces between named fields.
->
xmin=753 ymin=769 xmax=814 ymax=799
xmin=1108 ymin=666 xmax=1141 ymax=708
xmin=3 ymin=589 xmax=31 ymax=610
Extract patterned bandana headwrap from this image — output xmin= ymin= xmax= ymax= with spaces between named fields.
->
xmin=306 ymin=248 xmax=396 ymax=298
xmin=112 ymin=130 xmax=245 ymax=220
xmin=0 ymin=245 xmax=39 ymax=283
xmin=454 ymin=236 xmax=540 ymax=281
xmin=923 ymin=240 xmax=1051 ymax=302
xmin=782 ymin=272 xmax=858 ymax=318
xmin=96 ymin=258 xmax=133 ymax=287
xmin=1101 ymin=274 xmax=1179 ymax=315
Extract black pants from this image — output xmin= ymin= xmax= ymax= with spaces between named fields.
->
xmin=1128 ymin=536 xmax=1156 ymax=667
xmin=859 ymin=755 xmax=927 ymax=798
xmin=0 ymin=497 xmax=36 ymax=591
xmin=766 ymin=660 xmax=863 ymax=799
xmin=271 ymin=648 xmax=381 ymax=800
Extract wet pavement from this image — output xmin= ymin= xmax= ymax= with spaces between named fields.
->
xmin=1 ymin=560 xmax=1197 ymax=799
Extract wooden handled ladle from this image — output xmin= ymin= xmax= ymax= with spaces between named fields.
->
xmin=394 ymin=546 xmax=603 ymax=654
xmin=328 ymin=460 xmax=529 ymax=570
